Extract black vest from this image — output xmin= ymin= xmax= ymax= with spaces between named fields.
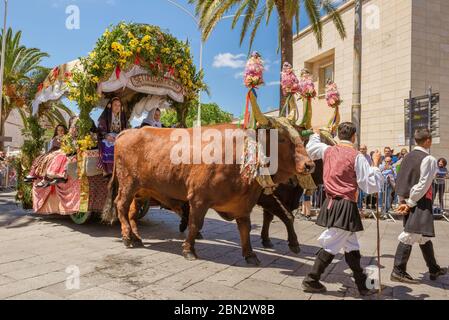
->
xmin=396 ymin=149 xmax=435 ymax=237
xmin=396 ymin=150 xmax=428 ymax=199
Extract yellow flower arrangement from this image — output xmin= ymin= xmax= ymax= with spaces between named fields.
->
xmin=129 ymin=38 xmax=139 ymax=48
xmin=77 ymin=135 xmax=97 ymax=152
xmin=111 ymin=42 xmax=124 ymax=53
xmin=72 ymin=23 xmax=205 ymax=133
xmin=61 ymin=135 xmax=77 ymax=155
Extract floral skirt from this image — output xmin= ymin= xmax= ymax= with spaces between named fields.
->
xmin=34 ymin=152 xmax=59 ymax=177
xmin=46 ymin=150 xmax=69 ymax=179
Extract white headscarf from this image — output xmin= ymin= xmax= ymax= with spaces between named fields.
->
xmin=142 ymin=109 xmax=162 ymax=128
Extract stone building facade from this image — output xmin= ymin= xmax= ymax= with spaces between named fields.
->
xmin=293 ymin=0 xmax=449 ymax=158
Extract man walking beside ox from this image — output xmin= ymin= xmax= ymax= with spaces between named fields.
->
xmin=301 ymin=122 xmax=384 ymax=296
xmin=391 ymin=128 xmax=447 ymax=283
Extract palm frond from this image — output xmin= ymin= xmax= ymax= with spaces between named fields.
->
xmin=321 ymin=0 xmax=346 ymax=40
xmin=304 ymin=0 xmax=323 ymax=48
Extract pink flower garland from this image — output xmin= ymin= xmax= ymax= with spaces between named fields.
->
xmin=281 ymin=62 xmax=300 ymax=96
xmin=298 ymin=69 xmax=316 ymax=99
xmin=244 ymin=52 xmax=265 ymax=89
xmin=325 ymin=81 xmax=341 ymax=108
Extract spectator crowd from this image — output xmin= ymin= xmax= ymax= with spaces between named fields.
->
xmin=297 ymin=145 xmax=449 ymax=220
xmin=0 ymin=151 xmax=17 ymax=191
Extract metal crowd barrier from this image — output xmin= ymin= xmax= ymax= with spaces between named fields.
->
xmin=311 ymin=185 xmax=325 ymax=214
xmin=0 ymin=162 xmax=17 ymax=191
xmin=432 ymin=177 xmax=448 ymax=222
xmin=307 ymin=177 xmax=449 ymax=223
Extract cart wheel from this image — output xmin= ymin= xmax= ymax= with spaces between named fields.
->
xmin=137 ymin=201 xmax=151 ymax=220
xmin=70 ymin=212 xmax=92 ymax=225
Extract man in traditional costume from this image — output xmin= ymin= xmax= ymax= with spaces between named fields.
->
xmin=391 ymin=128 xmax=447 ymax=283
xmin=301 ymin=122 xmax=383 ymax=296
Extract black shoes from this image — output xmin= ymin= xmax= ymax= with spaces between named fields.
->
xmin=24 ymin=175 xmax=38 ymax=183
xmin=298 ymin=214 xmax=312 ymax=221
xmin=391 ymin=241 xmax=447 ymax=283
xmin=36 ymin=180 xmax=51 ymax=188
xmin=36 ymin=178 xmax=67 ymax=188
xmin=302 ymin=249 xmax=335 ymax=293
xmin=391 ymin=242 xmax=417 ymax=283
xmin=390 ymin=270 xmax=419 ymax=284
xmin=345 ymin=250 xmax=377 ymax=296
xmin=419 ymin=241 xmax=446 ymax=281
xmin=49 ymin=178 xmax=68 ymax=186
xmin=302 ymin=278 xmax=327 ymax=293
xmin=430 ymin=267 xmax=448 ymax=281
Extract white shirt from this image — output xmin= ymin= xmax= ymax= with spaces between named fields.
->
xmin=404 ymin=146 xmax=438 ymax=208
xmin=306 ymin=134 xmax=384 ymax=195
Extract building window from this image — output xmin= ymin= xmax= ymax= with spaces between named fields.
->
xmin=319 ymin=63 xmax=334 ymax=96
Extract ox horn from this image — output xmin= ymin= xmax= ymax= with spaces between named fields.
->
xmin=248 ymin=89 xmax=269 ymax=126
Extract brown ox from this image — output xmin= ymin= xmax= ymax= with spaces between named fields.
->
xmin=103 ymin=122 xmax=314 ymax=265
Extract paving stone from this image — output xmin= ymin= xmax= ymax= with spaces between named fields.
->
xmin=0 ymin=260 xmax=35 ymax=275
xmin=184 ymin=281 xmax=268 ymax=300
xmin=7 ymin=290 xmax=63 ymax=300
xmin=67 ymin=287 xmax=135 ymax=300
xmin=0 ymin=275 xmax=14 ymax=286
xmin=206 ymin=266 xmax=260 ymax=288
xmin=0 ymin=251 xmax=36 ymax=264
xmin=40 ymin=272 xmax=112 ymax=298
xmin=99 ymin=280 xmax=140 ymax=295
xmin=0 ymin=280 xmax=37 ymax=299
xmin=235 ymin=278 xmax=310 ymax=300
xmin=129 ymin=284 xmax=203 ymax=300
xmin=4 ymin=262 xmax=66 ymax=280
xmin=1 ymin=191 xmax=448 ymax=300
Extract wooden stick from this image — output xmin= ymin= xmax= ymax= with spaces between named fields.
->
xmin=376 ymin=192 xmax=382 ymax=298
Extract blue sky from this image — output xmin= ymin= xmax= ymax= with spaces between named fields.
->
xmin=7 ymin=0 xmax=336 ymax=120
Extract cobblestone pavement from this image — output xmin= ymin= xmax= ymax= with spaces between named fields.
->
xmin=1 ymin=192 xmax=448 ymax=300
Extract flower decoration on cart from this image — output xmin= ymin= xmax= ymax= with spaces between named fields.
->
xmin=241 ymin=52 xmax=268 ymax=130
xmin=280 ymin=62 xmax=301 ymax=123
xmin=76 ymin=22 xmax=204 ymax=102
xmin=243 ymin=51 xmax=265 ymax=89
xmin=240 ymin=53 xmax=275 ymax=193
xmin=298 ymin=69 xmax=316 ymax=130
xmin=67 ymin=22 xmax=205 ymax=138
xmin=325 ymin=80 xmax=342 ymax=136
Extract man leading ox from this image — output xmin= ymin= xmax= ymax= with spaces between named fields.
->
xmin=302 ymin=122 xmax=383 ymax=296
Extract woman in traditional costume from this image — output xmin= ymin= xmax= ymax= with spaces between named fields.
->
xmin=37 ymin=118 xmax=82 ymax=187
xmin=98 ymin=97 xmax=128 ymax=176
xmin=140 ymin=108 xmax=164 ymax=128
xmin=98 ymin=97 xmax=128 ymax=138
xmin=26 ymin=124 xmax=68 ymax=183
xmin=100 ymin=133 xmax=117 ymax=176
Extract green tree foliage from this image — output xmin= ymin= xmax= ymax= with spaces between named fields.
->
xmin=161 ymin=102 xmax=233 ymax=128
xmin=13 ymin=115 xmax=46 ymax=209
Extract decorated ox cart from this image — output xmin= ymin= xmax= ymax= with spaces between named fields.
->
xmin=28 ymin=22 xmax=204 ymax=224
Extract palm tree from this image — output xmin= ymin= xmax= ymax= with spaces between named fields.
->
xmin=190 ymin=0 xmax=346 ymax=103
xmin=0 ymin=28 xmax=48 ymax=149
xmin=0 ymin=28 xmax=72 ymax=150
